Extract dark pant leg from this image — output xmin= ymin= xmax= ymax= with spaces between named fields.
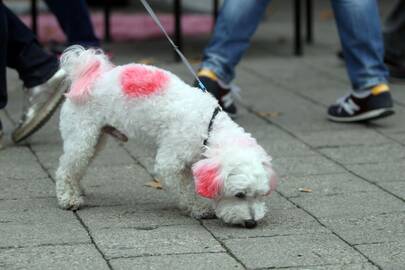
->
xmin=5 ymin=5 xmax=58 ymax=89
xmin=44 ymin=0 xmax=99 ymax=47
xmin=384 ymin=0 xmax=405 ymax=60
xmin=0 ymin=2 xmax=7 ymax=109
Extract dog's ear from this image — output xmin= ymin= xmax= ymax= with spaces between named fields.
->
xmin=192 ymin=158 xmax=222 ymax=199
xmin=264 ymin=163 xmax=277 ymax=195
xmin=65 ymin=59 xmax=102 ymax=103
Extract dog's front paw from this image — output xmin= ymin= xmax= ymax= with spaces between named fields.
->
xmin=57 ymin=191 xmax=84 ymax=210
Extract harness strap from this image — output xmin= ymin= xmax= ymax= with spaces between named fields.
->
xmin=203 ymin=106 xmax=222 ymax=146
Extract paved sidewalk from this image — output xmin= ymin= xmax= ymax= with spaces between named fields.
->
xmin=1 ymin=1 xmax=405 ymax=269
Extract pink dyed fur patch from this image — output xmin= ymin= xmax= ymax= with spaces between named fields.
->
xmin=120 ymin=65 xmax=169 ymax=98
xmin=266 ymin=167 xmax=278 ymax=195
xmin=65 ymin=60 xmax=102 ymax=103
xmin=192 ymin=160 xmax=222 ymax=199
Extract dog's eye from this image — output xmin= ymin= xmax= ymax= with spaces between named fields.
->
xmin=235 ymin=192 xmax=246 ymax=199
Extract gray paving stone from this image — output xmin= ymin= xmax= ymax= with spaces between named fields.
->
xmin=243 ymin=85 xmax=355 ymax=133
xmin=320 ymin=144 xmax=405 ymax=165
xmin=234 ymin=109 xmax=316 ymax=158
xmin=0 ymin=199 xmax=90 ymax=248
xmin=92 ymin=225 xmax=224 ymax=259
xmin=78 ymin=204 xmax=197 ymax=230
xmin=234 ymin=107 xmax=292 ymax=140
xmin=378 ymin=181 xmax=405 ymax=200
xmin=0 ymin=223 xmax=89 ymax=249
xmin=347 ymin=161 xmax=405 ymax=183
xmin=0 ymin=244 xmax=109 ymax=270
xmin=295 ymin=129 xmax=392 ymax=148
xmin=276 ymin=264 xmax=379 ymax=270
xmin=391 ymin=84 xmax=405 ymax=106
xmin=273 ymin=155 xmax=345 ymax=177
xmin=0 ymin=147 xmax=48 ymax=180
xmin=369 ymin=107 xmax=405 ymax=134
xmin=0 ymin=198 xmax=70 ymax=222
xmin=277 ymin=173 xmax=381 ymax=198
xmin=265 ymin=192 xmax=298 ymax=210
xmin=110 ymin=253 xmax=243 ymax=270
xmin=319 ymin=212 xmax=405 ymax=245
xmin=0 ymin=176 xmax=54 ymax=199
xmin=203 ymin=207 xmax=328 ymax=240
xmin=224 ymin=233 xmax=366 ymax=269
xmin=385 ymin=131 xmax=405 ymax=145
xmin=291 ymin=191 xmax=405 ymax=218
xmin=121 ymin=140 xmax=156 ymax=172
xmin=32 ymin=139 xmax=136 ymax=176
xmin=78 ymin=164 xmax=174 ymax=207
xmin=356 ymin=241 xmax=405 ymax=270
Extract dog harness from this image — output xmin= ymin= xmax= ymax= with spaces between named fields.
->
xmin=203 ymin=106 xmax=222 ymax=146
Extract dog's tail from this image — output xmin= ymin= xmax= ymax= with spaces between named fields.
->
xmin=60 ymin=45 xmax=113 ymax=103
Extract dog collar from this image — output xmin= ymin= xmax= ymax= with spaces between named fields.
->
xmin=203 ymin=106 xmax=222 ymax=146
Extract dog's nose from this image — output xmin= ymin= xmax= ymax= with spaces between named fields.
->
xmin=244 ymin=219 xmax=257 ymax=229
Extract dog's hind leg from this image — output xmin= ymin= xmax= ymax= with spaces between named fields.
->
xmin=56 ymin=125 xmax=102 ymax=210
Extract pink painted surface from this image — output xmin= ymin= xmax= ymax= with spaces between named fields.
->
xmin=193 ymin=160 xmax=222 ymax=199
xmin=20 ymin=13 xmax=213 ymax=42
xmin=120 ymin=65 xmax=168 ymax=98
xmin=66 ymin=60 xmax=102 ymax=103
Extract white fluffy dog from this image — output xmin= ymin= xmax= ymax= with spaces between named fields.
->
xmin=56 ymin=46 xmax=277 ymax=228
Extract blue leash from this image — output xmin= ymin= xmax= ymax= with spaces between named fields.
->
xmin=140 ymin=0 xmax=207 ymax=92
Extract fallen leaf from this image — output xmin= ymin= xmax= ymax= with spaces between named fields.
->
xmin=145 ymin=179 xmax=163 ymax=190
xmin=256 ymin=111 xmax=282 ymax=118
xmin=298 ymin=187 xmax=313 ymax=193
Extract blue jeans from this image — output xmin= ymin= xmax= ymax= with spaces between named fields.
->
xmin=202 ymin=0 xmax=388 ymax=91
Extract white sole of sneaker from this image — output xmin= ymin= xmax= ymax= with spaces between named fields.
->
xmin=327 ymin=108 xmax=395 ymax=123
xmin=12 ymin=81 xmax=67 ymax=143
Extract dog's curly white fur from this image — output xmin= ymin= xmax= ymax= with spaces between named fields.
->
xmin=56 ymin=46 xmax=277 ymax=228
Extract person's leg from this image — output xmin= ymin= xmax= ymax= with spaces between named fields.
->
xmin=331 ymin=0 xmax=388 ymax=91
xmin=5 ymin=5 xmax=58 ymax=87
xmin=195 ymin=0 xmax=271 ymax=116
xmin=44 ymin=0 xmax=99 ymax=47
xmin=0 ymin=2 xmax=6 ymax=147
xmin=201 ymin=0 xmax=272 ymax=84
xmin=0 ymin=2 xmax=7 ymax=110
xmin=2 ymin=4 xmax=67 ymax=142
xmin=328 ymin=0 xmax=393 ymax=122
xmin=383 ymin=0 xmax=405 ymax=78
xmin=384 ymin=0 xmax=405 ymax=60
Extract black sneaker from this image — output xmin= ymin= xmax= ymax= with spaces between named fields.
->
xmin=327 ymin=84 xmax=394 ymax=122
xmin=194 ymin=69 xmax=237 ymax=117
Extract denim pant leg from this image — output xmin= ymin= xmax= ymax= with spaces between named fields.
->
xmin=384 ymin=0 xmax=405 ymax=60
xmin=0 ymin=3 xmax=7 ymax=109
xmin=201 ymin=0 xmax=272 ymax=84
xmin=44 ymin=0 xmax=99 ymax=47
xmin=331 ymin=0 xmax=388 ymax=91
